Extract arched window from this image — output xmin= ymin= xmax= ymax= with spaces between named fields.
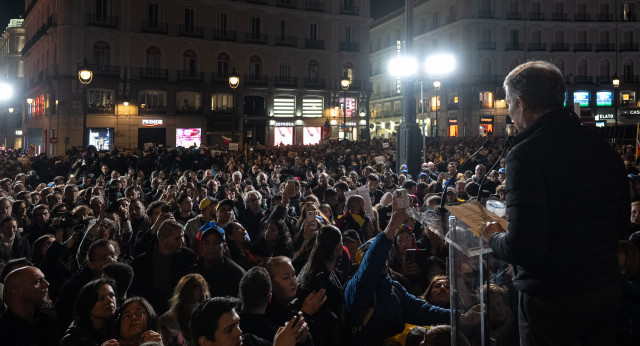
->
xmin=481 ymin=58 xmax=492 ymax=77
xmin=343 ymin=61 xmax=354 ymax=80
xmin=146 ymin=46 xmax=161 ymax=70
xmin=249 ymin=55 xmax=262 ymax=78
xmin=183 ymin=50 xmax=197 ymax=74
xmin=308 ymin=60 xmax=319 ymax=81
xmin=623 ymin=59 xmax=635 ymax=81
xmin=93 ymin=41 xmax=111 ymax=66
xmin=279 ymin=57 xmax=292 ymax=79
xmin=577 ymin=59 xmax=588 ymax=76
xmin=217 ymin=52 xmax=230 ymax=77
xmin=599 ymin=59 xmax=610 ymax=77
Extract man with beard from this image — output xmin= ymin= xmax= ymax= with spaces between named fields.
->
xmin=0 ymin=266 xmax=62 ymax=346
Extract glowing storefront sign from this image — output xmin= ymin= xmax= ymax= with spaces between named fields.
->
xmin=142 ymin=119 xmax=163 ymax=127
xmin=274 ymin=127 xmax=293 ymax=146
xmin=303 ymin=127 xmax=321 ymax=145
xmin=176 ymin=128 xmax=201 ymax=147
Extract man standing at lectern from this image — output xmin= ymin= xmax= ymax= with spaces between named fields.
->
xmin=479 ymin=61 xmax=629 ymax=345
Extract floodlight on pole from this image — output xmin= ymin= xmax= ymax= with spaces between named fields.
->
xmin=0 ymin=82 xmax=12 ymax=101
xmin=425 ymin=54 xmax=456 ymax=76
xmin=388 ymin=56 xmax=418 ymax=78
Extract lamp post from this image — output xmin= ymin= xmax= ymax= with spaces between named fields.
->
xmin=433 ymin=80 xmax=441 ymax=137
xmin=78 ymin=59 xmax=93 ymax=150
xmin=228 ymin=67 xmax=240 ymax=144
xmin=613 ymin=74 xmax=620 ymax=128
xmin=340 ymin=72 xmax=351 ymax=140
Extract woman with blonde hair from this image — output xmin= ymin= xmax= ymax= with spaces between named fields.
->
xmin=157 ymin=273 xmax=210 ymax=346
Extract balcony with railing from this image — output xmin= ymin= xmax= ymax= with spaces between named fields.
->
xmin=529 ymin=12 xmax=545 ymax=20
xmin=141 ymin=21 xmax=168 ymax=34
xmin=212 ymin=72 xmax=230 ymax=83
xmin=528 ymin=43 xmax=547 ymax=51
xmin=245 ymin=74 xmax=268 ymax=86
xmin=598 ymin=13 xmax=613 ymax=21
xmin=619 ymin=43 xmax=639 ymax=51
xmin=596 ymin=43 xmax=615 ymax=51
xmin=90 ymin=64 xmax=121 ymax=77
xmin=596 ymin=75 xmax=613 ymax=84
xmin=178 ymin=71 xmax=204 ymax=82
xmin=246 ymin=33 xmax=268 ymax=44
xmin=139 ymin=105 xmax=167 ymax=114
xmin=339 ymin=41 xmax=360 ymax=52
xmin=574 ymin=13 xmax=592 ymax=21
xmin=87 ymin=14 xmax=119 ymax=28
xmin=276 ymin=36 xmax=297 ymax=47
xmin=274 ymin=76 xmax=298 ymax=87
xmin=179 ymin=25 xmax=204 ymax=38
xmin=505 ymin=42 xmax=524 ymax=51
xmin=140 ymin=68 xmax=168 ymax=80
xmin=574 ymin=75 xmax=593 ymax=84
xmin=478 ymin=41 xmax=496 ymax=50
xmin=305 ymin=39 xmax=325 ymax=49
xmin=277 ymin=0 xmax=296 ymax=9
xmin=550 ymin=43 xmax=570 ymax=51
xmin=505 ymin=11 xmax=522 ymax=20
xmin=87 ymin=104 xmax=115 ymax=114
xmin=574 ymin=43 xmax=593 ymax=51
xmin=623 ymin=75 xmax=640 ymax=84
xmin=304 ymin=78 xmax=326 ymax=89
xmin=22 ymin=15 xmax=57 ymax=55
xmin=478 ymin=9 xmax=495 ymax=18
xmin=213 ymin=29 xmax=237 ymax=42
xmin=305 ymin=1 xmax=324 ymax=12
xmin=341 ymin=5 xmax=359 ymax=15
xmin=552 ymin=12 xmax=567 ymax=21
xmin=176 ymin=106 xmax=203 ymax=114
xmin=211 ymin=106 xmax=234 ymax=115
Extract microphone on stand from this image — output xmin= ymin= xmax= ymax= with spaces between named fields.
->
xmin=439 ymin=139 xmax=492 ymax=209
xmin=477 ymin=136 xmax=515 ymax=203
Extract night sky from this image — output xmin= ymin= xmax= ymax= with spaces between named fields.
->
xmin=0 ymin=0 xmax=23 ymax=29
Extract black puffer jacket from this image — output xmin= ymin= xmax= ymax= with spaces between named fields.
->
xmin=490 ymin=109 xmax=629 ymax=297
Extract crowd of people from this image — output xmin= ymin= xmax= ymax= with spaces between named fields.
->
xmin=0 ymin=126 xmax=637 ymax=346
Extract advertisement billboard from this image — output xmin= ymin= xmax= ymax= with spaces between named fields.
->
xmin=573 ymin=91 xmax=590 ymax=107
xmin=596 ymin=91 xmax=613 ymax=107
xmin=303 ymin=127 xmax=321 ymax=145
xmin=274 ymin=127 xmax=293 ymax=146
xmin=176 ymin=128 xmax=201 ymax=147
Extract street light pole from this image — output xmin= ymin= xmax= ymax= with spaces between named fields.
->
xmin=420 ymin=80 xmax=426 ymax=163
xmin=433 ymin=81 xmax=441 ymax=137
xmin=78 ymin=59 xmax=93 ymax=150
xmin=613 ymin=74 xmax=620 ymax=130
xmin=340 ymin=72 xmax=351 ymax=140
xmin=229 ymin=67 xmax=240 ymax=144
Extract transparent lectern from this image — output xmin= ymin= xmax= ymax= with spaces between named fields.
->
xmin=411 ymin=201 xmax=505 ymax=346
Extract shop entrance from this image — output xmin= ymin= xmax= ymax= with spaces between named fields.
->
xmin=138 ymin=128 xmax=166 ymax=149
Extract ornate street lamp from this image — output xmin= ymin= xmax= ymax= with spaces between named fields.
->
xmin=340 ymin=72 xmax=351 ymax=140
xmin=78 ymin=59 xmax=93 ymax=149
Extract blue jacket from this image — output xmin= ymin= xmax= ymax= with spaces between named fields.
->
xmin=344 ymin=232 xmax=450 ymax=344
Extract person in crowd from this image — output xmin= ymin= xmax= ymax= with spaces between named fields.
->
xmin=297 ymin=225 xmax=346 ymax=345
xmin=185 ymin=196 xmax=217 ymax=249
xmin=0 ymin=216 xmax=31 ymax=264
xmin=60 ymin=278 xmax=118 ymax=346
xmin=422 ymin=325 xmax=471 ymax=346
xmin=190 ymin=296 xmax=306 ymax=346
xmin=216 ymin=199 xmax=237 ymax=228
xmin=112 ymin=296 xmax=163 ymax=346
xmin=292 ymin=202 xmax=327 ymax=272
xmin=134 ymin=200 xmax=173 ymax=256
xmin=102 ymin=261 xmax=135 ymax=301
xmin=191 ymin=222 xmax=245 ymax=297
xmin=265 ymin=256 xmax=327 ymax=329
xmin=55 ymin=239 xmax=119 ymax=328
xmin=158 ymin=273 xmax=210 ymax=346
xmin=239 ymin=266 xmax=311 ymax=345
xmin=388 ymin=225 xmax=426 ymax=296
xmin=421 ymin=276 xmax=450 ymax=309
xmin=366 ymin=174 xmax=384 ymax=206
xmin=0 ymin=266 xmax=61 ymax=346
xmin=173 ymin=193 xmax=196 ymax=226
xmin=130 ymin=219 xmax=196 ymax=314
xmin=336 ymin=195 xmax=373 ymax=242
xmin=253 ymin=218 xmax=294 ymax=259
xmin=25 ymin=204 xmax=52 ymax=245
xmin=479 ymin=60 xmax=629 ymax=345
xmin=238 ymin=190 xmax=267 ymax=243
xmin=32 ymin=233 xmax=74 ymax=301
xmin=628 ymin=201 xmax=640 ymax=239
xmin=223 ymin=221 xmax=262 ymax=270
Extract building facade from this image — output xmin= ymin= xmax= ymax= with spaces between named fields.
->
xmin=0 ymin=18 xmax=25 ymax=149
xmin=20 ymin=0 xmax=371 ymax=155
xmin=370 ymin=0 xmax=640 ymax=139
